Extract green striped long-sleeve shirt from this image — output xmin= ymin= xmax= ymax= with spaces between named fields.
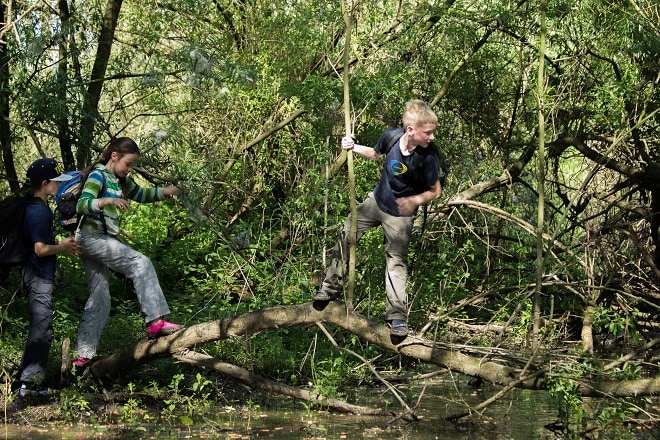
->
xmin=77 ymin=164 xmax=166 ymax=236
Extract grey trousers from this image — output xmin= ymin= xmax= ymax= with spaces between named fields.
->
xmin=17 ymin=265 xmax=54 ymax=384
xmin=320 ymin=193 xmax=413 ymax=321
xmin=76 ymin=233 xmax=171 ymax=358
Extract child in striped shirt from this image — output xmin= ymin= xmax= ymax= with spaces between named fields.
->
xmin=72 ymin=137 xmax=183 ymax=368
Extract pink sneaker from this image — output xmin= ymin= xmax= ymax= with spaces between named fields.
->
xmin=73 ymin=357 xmax=90 ymax=368
xmin=147 ymin=320 xmax=183 ymax=339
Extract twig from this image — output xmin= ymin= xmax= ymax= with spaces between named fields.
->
xmin=602 ymin=337 xmax=660 ymax=372
xmin=315 ymin=322 xmax=418 ymax=422
xmin=447 ymin=367 xmax=549 ymax=421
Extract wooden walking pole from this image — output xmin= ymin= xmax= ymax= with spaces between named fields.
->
xmin=341 ymin=0 xmax=356 ymax=310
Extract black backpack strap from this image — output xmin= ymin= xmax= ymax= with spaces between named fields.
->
xmin=99 ymin=171 xmax=108 ymax=234
xmin=434 ymin=146 xmax=450 ymax=188
xmin=78 ymin=168 xmax=109 ymax=235
xmin=380 ymin=127 xmax=405 ymax=155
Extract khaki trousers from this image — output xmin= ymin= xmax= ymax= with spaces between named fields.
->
xmin=320 ymin=193 xmax=413 ymax=321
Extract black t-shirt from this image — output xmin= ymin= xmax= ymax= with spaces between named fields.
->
xmin=373 ymin=130 xmax=440 ymax=217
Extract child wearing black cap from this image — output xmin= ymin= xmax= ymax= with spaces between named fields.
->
xmin=12 ymin=158 xmax=80 ymax=397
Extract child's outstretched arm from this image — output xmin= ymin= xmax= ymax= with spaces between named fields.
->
xmin=125 ymin=180 xmax=180 ymax=203
xmin=162 ymin=185 xmax=181 ymax=198
xmin=341 ymin=136 xmax=382 ymax=161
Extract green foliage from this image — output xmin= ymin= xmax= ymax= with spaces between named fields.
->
xmin=1 ymin=0 xmax=659 ymax=436
xmin=57 ymin=388 xmax=93 ymax=422
xmin=591 ymin=305 xmax=638 ymax=340
xmin=311 ymin=354 xmax=353 ymax=401
xmin=546 ymin=375 xmax=583 ymax=429
xmin=545 ymin=359 xmax=650 ymax=436
xmin=159 ymin=372 xmax=214 ymax=419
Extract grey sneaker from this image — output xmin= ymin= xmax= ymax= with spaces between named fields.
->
xmin=389 ymin=319 xmax=409 ymax=337
xmin=313 ymin=290 xmax=336 ymax=301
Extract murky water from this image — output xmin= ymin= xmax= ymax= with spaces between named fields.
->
xmin=3 ymin=378 xmax=659 ymax=439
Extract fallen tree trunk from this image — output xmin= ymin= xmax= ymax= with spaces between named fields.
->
xmin=87 ymin=301 xmax=660 ymax=398
xmin=173 ymin=350 xmax=391 ymax=416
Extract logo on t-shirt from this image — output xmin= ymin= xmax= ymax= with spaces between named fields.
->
xmin=389 ymin=160 xmax=408 ymax=176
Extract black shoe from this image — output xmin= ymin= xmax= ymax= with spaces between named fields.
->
xmin=313 ymin=290 xmax=336 ymax=301
xmin=14 ymin=382 xmax=49 ymax=398
xmin=10 ymin=380 xmax=23 ymax=393
xmin=388 ymin=319 xmax=409 ymax=337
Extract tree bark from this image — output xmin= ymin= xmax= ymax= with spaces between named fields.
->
xmin=341 ymin=0 xmax=356 ymax=310
xmin=77 ymin=0 xmax=123 ymax=167
xmin=57 ymin=0 xmax=74 ymax=169
xmin=86 ymin=301 xmax=660 ymax=398
xmin=0 ymin=1 xmax=18 ymax=193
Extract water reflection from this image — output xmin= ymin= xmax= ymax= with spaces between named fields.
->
xmin=3 ymin=378 xmax=659 ymax=439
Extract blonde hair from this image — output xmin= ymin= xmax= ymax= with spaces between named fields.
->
xmin=402 ymin=100 xmax=437 ymax=127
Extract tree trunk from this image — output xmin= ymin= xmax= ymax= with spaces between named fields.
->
xmin=341 ymin=0 xmax=356 ymax=310
xmin=85 ymin=301 xmax=660 ymax=398
xmin=77 ymin=0 xmax=123 ymax=167
xmin=0 ymin=1 xmax=18 ymax=193
xmin=582 ymin=302 xmax=595 ymax=355
xmin=57 ymin=0 xmax=74 ymax=169
xmin=531 ymin=0 xmax=548 ymax=352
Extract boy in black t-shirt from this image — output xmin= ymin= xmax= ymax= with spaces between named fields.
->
xmin=12 ymin=158 xmax=80 ymax=396
xmin=314 ymin=100 xmax=444 ymax=337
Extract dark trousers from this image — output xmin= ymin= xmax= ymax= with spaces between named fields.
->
xmin=16 ymin=265 xmax=54 ymax=385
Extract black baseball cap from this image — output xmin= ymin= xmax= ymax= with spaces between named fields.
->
xmin=26 ymin=158 xmax=73 ymax=185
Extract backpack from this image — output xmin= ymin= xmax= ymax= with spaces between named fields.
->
xmin=380 ymin=127 xmax=450 ymax=187
xmin=55 ymin=170 xmax=107 ymax=231
xmin=0 ymin=196 xmax=39 ymax=267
